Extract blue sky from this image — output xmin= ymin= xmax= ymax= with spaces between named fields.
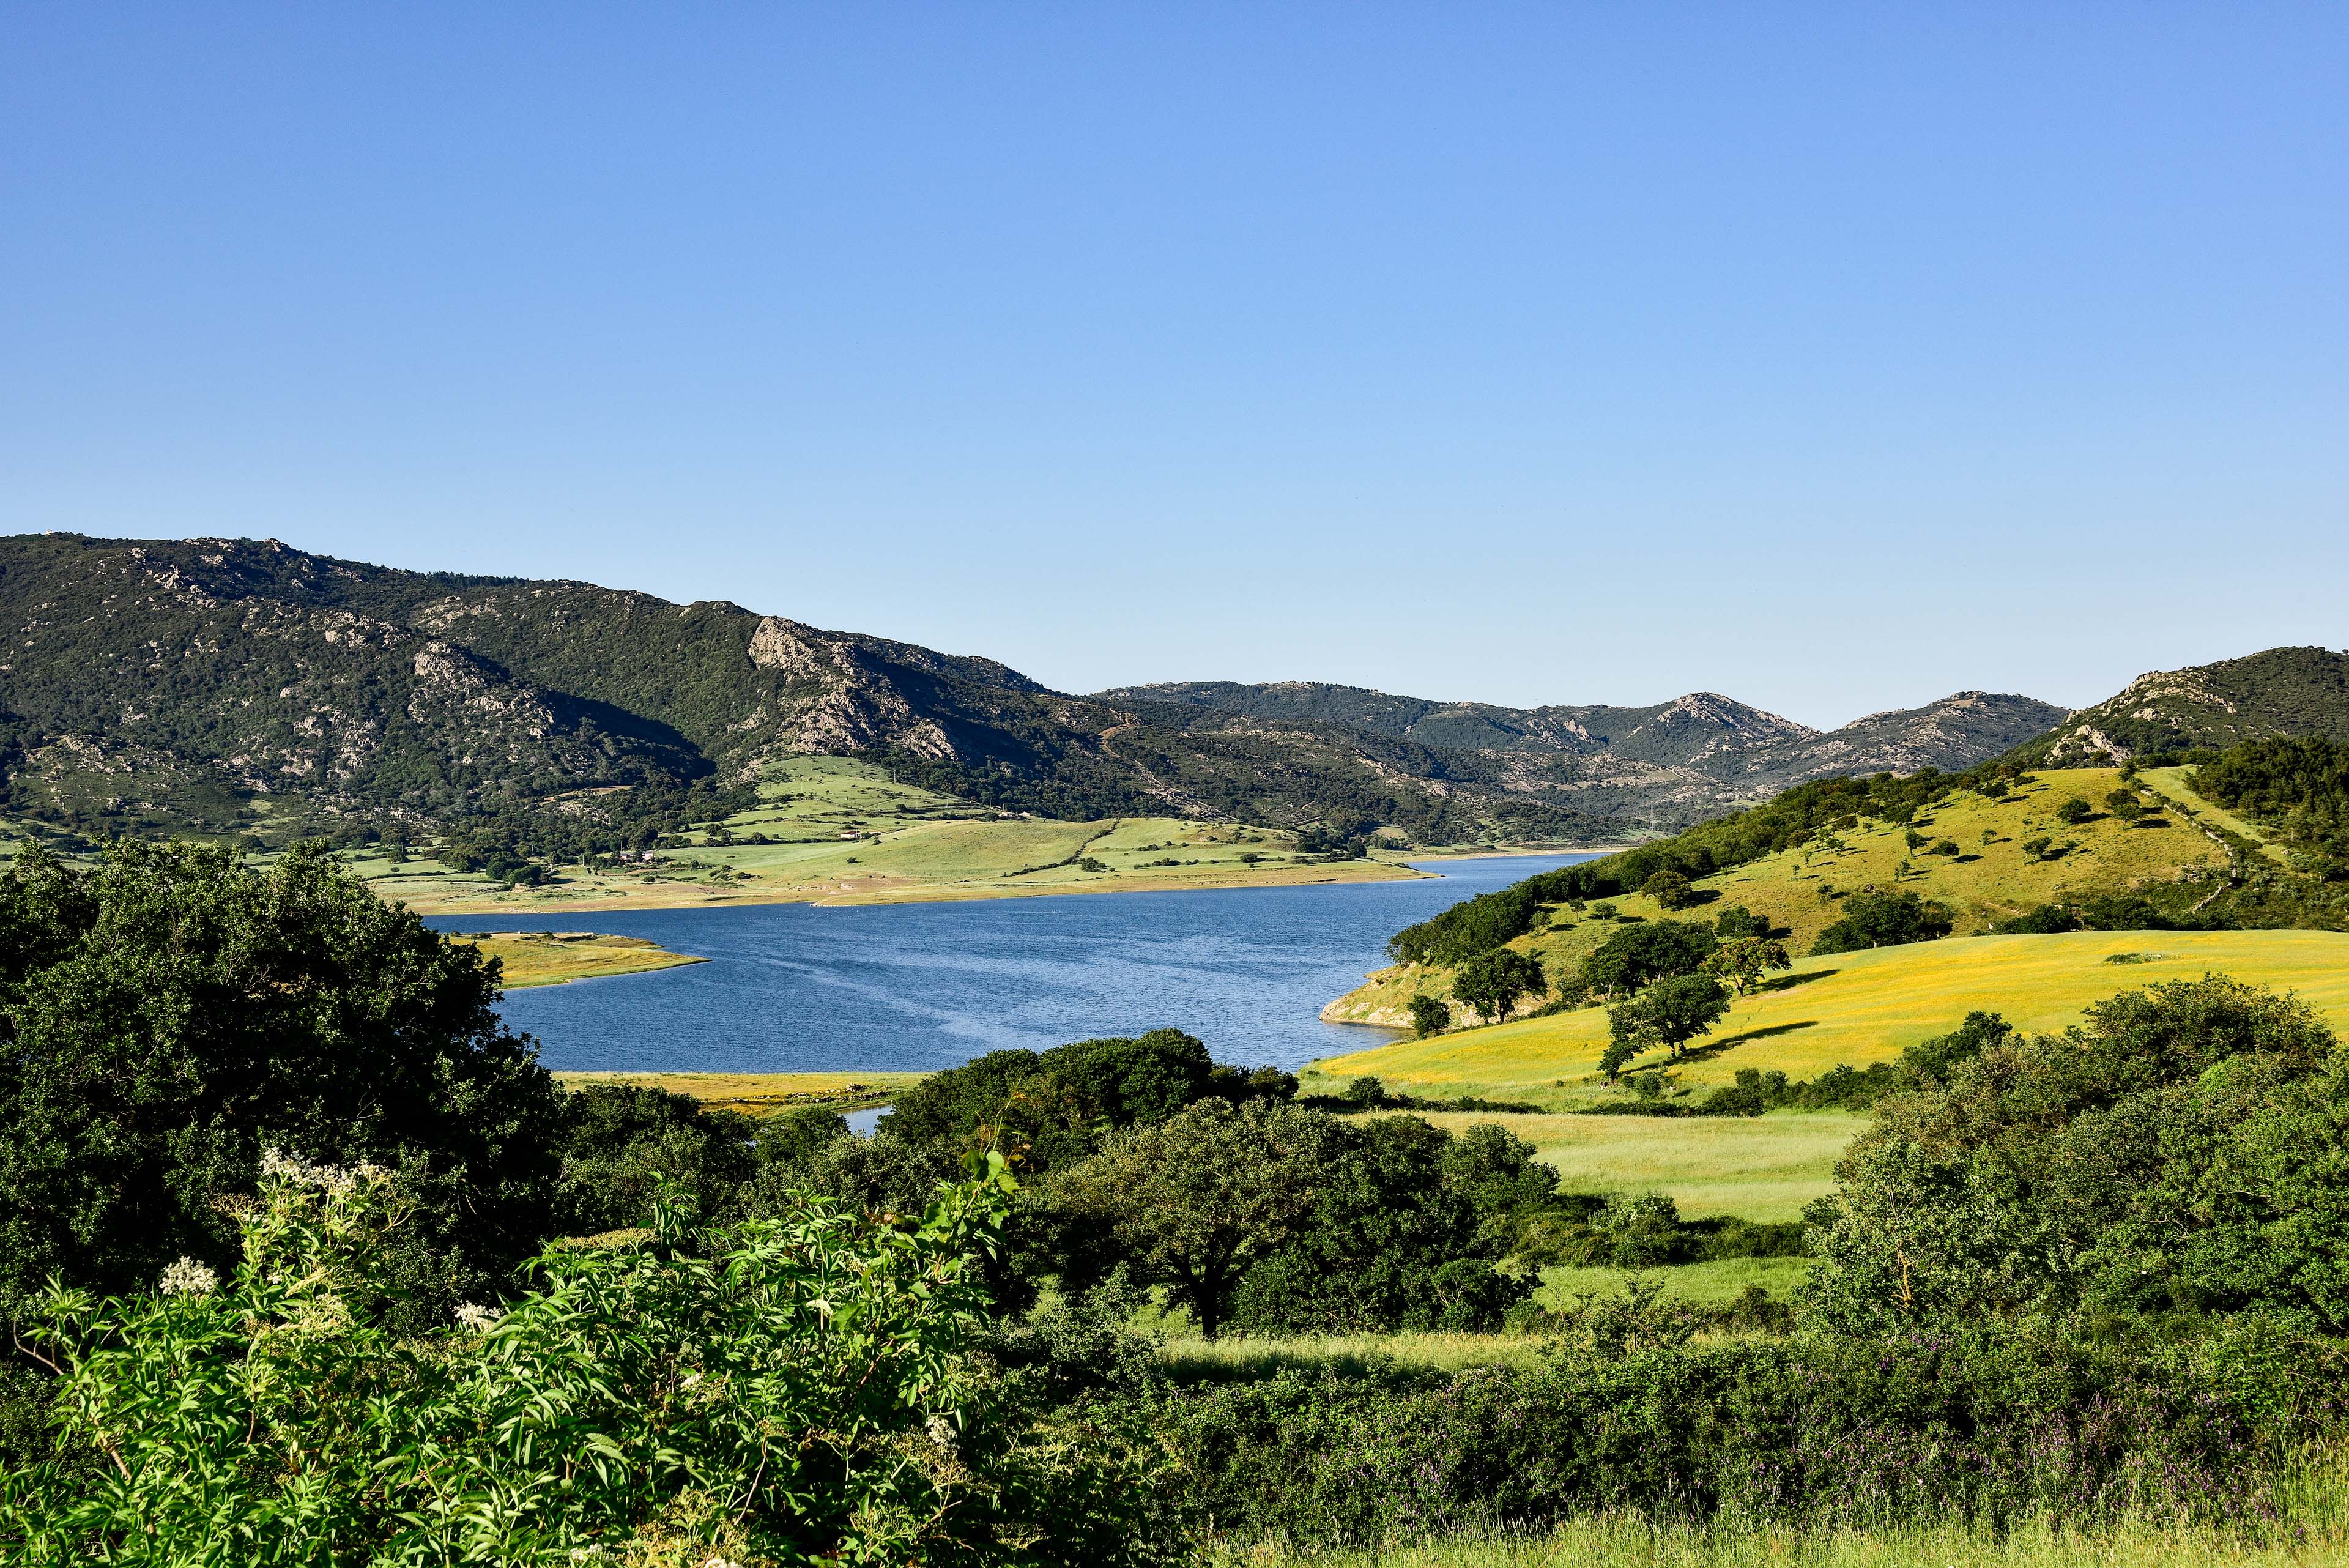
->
xmin=6 ymin=5 xmax=2343 ymax=727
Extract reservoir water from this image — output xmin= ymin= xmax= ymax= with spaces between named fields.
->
xmin=428 ymin=854 xmax=1594 ymax=1076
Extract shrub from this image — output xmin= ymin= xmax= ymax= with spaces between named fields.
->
xmin=1994 ymin=902 xmax=2080 ymax=934
xmin=1713 ymin=904 xmax=1770 ymax=939
xmin=1804 ymin=978 xmax=2347 ymax=1336
xmin=1053 ymin=1101 xmax=1535 ymax=1338
xmin=1134 ymin=1327 xmax=2295 ymax=1545
xmin=1 ymin=1151 xmax=1143 ymax=1564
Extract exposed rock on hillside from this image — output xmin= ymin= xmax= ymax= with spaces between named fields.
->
xmin=2014 ymin=648 xmax=2349 ymax=764
xmin=0 ymin=532 xmax=2074 ymax=848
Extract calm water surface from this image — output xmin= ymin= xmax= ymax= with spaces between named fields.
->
xmin=428 ymin=855 xmax=1593 ymax=1076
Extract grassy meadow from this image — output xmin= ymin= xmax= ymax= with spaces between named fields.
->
xmin=1222 ymin=1500 xmax=2349 ymax=1568
xmin=377 ymin=755 xmax=1426 ymax=915
xmin=1400 ymin=1108 xmax=1863 ymax=1221
xmin=1309 ymin=928 xmax=2349 ymax=1105
xmin=1324 ymin=766 xmax=2238 ymax=1027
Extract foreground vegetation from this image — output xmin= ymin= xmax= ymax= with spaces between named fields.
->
xmin=13 ymin=841 xmax=2349 ymax=1559
xmin=1234 ymin=1501 xmax=2349 ymax=1567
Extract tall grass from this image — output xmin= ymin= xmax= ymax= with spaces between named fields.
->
xmin=1224 ymin=1519 xmax=2348 ymax=1567
xmin=1217 ymin=1457 xmax=2349 ymax=1565
xmin=1159 ymin=1330 xmax=1559 ymax=1380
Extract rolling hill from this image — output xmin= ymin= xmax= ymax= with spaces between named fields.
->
xmin=1102 ymin=680 xmax=2063 ymax=781
xmin=1309 ymin=927 xmax=2349 ymax=1108
xmin=1323 ymin=764 xmax=2244 ymax=1027
xmin=0 ymin=533 xmax=2069 ymax=852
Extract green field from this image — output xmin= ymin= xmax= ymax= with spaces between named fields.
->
xmin=1312 ymin=929 xmax=2349 ymax=1105
xmin=379 ymin=755 xmax=1425 ymax=915
xmin=1325 ymin=766 xmax=2237 ymax=1027
xmin=1398 ymin=1109 xmax=1863 ymax=1221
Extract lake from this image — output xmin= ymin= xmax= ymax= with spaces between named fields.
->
xmin=428 ymin=854 xmax=1594 ymax=1076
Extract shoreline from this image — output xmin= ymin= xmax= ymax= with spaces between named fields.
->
xmin=382 ymin=842 xmax=1624 ymax=918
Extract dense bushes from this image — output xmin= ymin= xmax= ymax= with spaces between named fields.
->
xmin=886 ymin=1027 xmax=1293 ymax=1175
xmin=2 ymin=1150 xmax=1148 ymax=1564
xmin=1992 ymin=893 xmax=2193 ymax=934
xmin=1053 ymin=1101 xmax=1545 ymax=1337
xmin=1806 ymin=977 xmax=2349 ymax=1334
xmin=551 ymin=1080 xmax=760 ymax=1234
xmin=2199 ymin=734 xmax=2349 ymax=867
xmin=1388 ymin=882 xmax=1553 ymax=965
xmin=1130 ymin=1325 xmax=2311 ymax=1542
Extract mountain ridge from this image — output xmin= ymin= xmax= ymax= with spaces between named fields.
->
xmin=2011 ymin=647 xmax=2349 ymax=765
xmin=1 ymin=532 xmax=2065 ymax=850
xmin=1096 ymin=679 xmax=2065 ymax=797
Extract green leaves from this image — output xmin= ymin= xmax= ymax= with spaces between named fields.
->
xmin=0 ymin=1148 xmax=1121 ymax=1564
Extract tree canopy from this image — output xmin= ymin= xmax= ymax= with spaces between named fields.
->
xmin=1450 ymin=948 xmax=1547 ymax=1025
xmin=0 ymin=841 xmax=562 ymax=1324
xmin=1809 ymin=889 xmax=1954 ymax=955
xmin=1579 ymin=919 xmax=1718 ymax=995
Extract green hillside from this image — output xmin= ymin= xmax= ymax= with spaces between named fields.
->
xmin=1327 ymin=764 xmax=2239 ymax=1025
xmin=0 ymin=533 xmax=1650 ymax=854
xmin=0 ymin=534 xmax=2082 ymax=868
xmin=1309 ymin=927 xmax=2349 ymax=1107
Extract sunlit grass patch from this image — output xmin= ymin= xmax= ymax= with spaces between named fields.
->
xmin=1387 ymin=1110 xmax=1864 ymax=1222
xmin=1312 ymin=929 xmax=2349 ymax=1104
xmin=451 ymin=929 xmax=705 ymax=987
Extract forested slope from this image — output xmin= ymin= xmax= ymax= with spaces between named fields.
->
xmin=0 ymin=533 xmax=2057 ymax=855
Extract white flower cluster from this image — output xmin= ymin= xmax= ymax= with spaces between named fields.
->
xmin=258 ymin=1147 xmax=387 ymax=1194
xmin=926 ymin=1413 xmax=959 ymax=1455
xmin=451 ymin=1301 xmax=502 ymax=1333
xmin=158 ymin=1256 xmax=219 ymax=1297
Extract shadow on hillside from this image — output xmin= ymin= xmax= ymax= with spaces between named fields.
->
xmin=1677 ymin=1019 xmax=1819 ymax=1065
xmin=1760 ymin=968 xmax=1838 ymax=993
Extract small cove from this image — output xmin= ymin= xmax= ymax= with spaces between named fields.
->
xmin=428 ymin=854 xmax=1594 ymax=1076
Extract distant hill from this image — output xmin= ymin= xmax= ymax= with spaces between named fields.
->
xmin=1104 ymin=680 xmax=2065 ymax=808
xmin=0 ymin=533 xmax=2066 ymax=852
xmin=2012 ymin=647 xmax=2349 ymax=765
xmin=1092 ymin=680 xmax=1816 ymax=764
